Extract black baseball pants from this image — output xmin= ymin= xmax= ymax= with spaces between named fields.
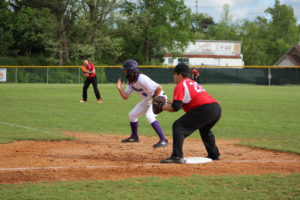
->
xmin=82 ymin=75 xmax=101 ymax=101
xmin=171 ymin=103 xmax=221 ymax=159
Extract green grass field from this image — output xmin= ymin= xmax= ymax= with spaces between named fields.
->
xmin=0 ymin=83 xmax=300 ymax=199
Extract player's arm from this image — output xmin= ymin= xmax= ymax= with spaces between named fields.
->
xmin=116 ymin=78 xmax=130 ymax=100
xmin=153 ymin=85 xmax=162 ymax=97
xmin=163 ymin=84 xmax=183 ymax=112
xmin=87 ymin=69 xmax=95 ymax=74
xmin=163 ymin=100 xmax=182 ymax=112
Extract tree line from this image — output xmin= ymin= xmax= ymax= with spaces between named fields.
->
xmin=0 ymin=0 xmax=299 ymax=66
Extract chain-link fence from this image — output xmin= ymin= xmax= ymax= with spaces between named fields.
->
xmin=0 ymin=66 xmax=299 ymax=85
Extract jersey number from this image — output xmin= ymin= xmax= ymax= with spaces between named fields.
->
xmin=189 ymin=82 xmax=204 ymax=93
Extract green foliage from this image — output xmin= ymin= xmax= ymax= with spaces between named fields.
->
xmin=0 ymin=0 xmax=299 ymax=65
xmin=13 ymin=7 xmax=57 ymax=55
xmin=117 ymin=0 xmax=193 ymax=64
xmin=0 ymin=174 xmax=299 ymax=200
xmin=191 ymin=13 xmax=214 ymax=34
xmin=0 ymin=55 xmax=51 ymax=66
xmin=0 ymin=0 xmax=14 ymax=55
xmin=263 ymin=0 xmax=299 ymax=65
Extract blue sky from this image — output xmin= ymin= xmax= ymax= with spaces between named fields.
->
xmin=184 ymin=0 xmax=300 ymax=23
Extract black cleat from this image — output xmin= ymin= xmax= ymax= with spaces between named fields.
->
xmin=207 ymin=155 xmax=221 ymax=160
xmin=160 ymin=156 xmax=185 ymax=164
xmin=153 ymin=139 xmax=169 ymax=148
xmin=121 ymin=137 xmax=139 ymax=143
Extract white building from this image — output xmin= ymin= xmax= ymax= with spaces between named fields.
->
xmin=273 ymin=45 xmax=300 ymax=66
xmin=163 ymin=40 xmax=244 ymax=66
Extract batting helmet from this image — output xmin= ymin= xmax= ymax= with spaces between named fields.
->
xmin=122 ymin=59 xmax=139 ymax=73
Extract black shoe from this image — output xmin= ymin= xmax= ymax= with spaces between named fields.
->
xmin=160 ymin=156 xmax=185 ymax=164
xmin=121 ymin=137 xmax=139 ymax=143
xmin=153 ymin=139 xmax=169 ymax=148
xmin=207 ymin=155 xmax=221 ymax=160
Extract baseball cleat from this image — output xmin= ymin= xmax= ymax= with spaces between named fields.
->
xmin=153 ymin=139 xmax=169 ymax=148
xmin=80 ymin=100 xmax=87 ymax=103
xmin=211 ymin=156 xmax=221 ymax=160
xmin=160 ymin=156 xmax=185 ymax=164
xmin=207 ymin=155 xmax=221 ymax=160
xmin=97 ymin=99 xmax=102 ymax=103
xmin=121 ymin=137 xmax=139 ymax=143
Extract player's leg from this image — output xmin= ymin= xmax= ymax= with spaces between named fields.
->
xmin=82 ymin=78 xmax=91 ymax=102
xmin=199 ymin=103 xmax=221 ymax=160
xmin=199 ymin=127 xmax=220 ymax=160
xmin=121 ymin=101 xmax=148 ymax=143
xmin=161 ymin=103 xmax=220 ymax=163
xmin=145 ymin=103 xmax=169 ymax=148
xmin=90 ymin=75 xmax=101 ymax=102
xmin=171 ymin=114 xmax=196 ymax=158
xmin=160 ymin=114 xmax=195 ymax=163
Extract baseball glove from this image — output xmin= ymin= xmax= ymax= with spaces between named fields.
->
xmin=152 ymin=96 xmax=166 ymax=114
xmin=80 ymin=66 xmax=89 ymax=77
xmin=80 ymin=66 xmax=88 ymax=73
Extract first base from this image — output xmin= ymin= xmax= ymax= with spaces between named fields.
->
xmin=184 ymin=157 xmax=212 ymax=164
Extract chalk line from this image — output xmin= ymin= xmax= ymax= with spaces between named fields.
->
xmin=0 ymin=121 xmax=54 ymax=134
xmin=0 ymin=160 xmax=299 ymax=172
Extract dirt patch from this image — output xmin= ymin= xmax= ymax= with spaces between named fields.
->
xmin=0 ymin=132 xmax=299 ymax=184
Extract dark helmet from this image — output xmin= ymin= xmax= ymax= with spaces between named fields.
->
xmin=122 ymin=59 xmax=139 ymax=73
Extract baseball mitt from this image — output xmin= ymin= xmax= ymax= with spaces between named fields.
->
xmin=80 ymin=66 xmax=88 ymax=73
xmin=80 ymin=66 xmax=89 ymax=77
xmin=152 ymin=96 xmax=166 ymax=114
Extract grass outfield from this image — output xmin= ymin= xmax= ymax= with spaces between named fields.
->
xmin=0 ymin=83 xmax=300 ymax=200
xmin=0 ymin=174 xmax=299 ymax=200
xmin=1 ymin=83 xmax=299 ymax=153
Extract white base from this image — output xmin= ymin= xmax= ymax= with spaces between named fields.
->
xmin=184 ymin=157 xmax=212 ymax=164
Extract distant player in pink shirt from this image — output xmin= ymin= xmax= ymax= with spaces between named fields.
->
xmin=80 ymin=56 xmax=102 ymax=103
xmin=192 ymin=68 xmax=200 ymax=83
xmin=161 ymin=63 xmax=222 ymax=164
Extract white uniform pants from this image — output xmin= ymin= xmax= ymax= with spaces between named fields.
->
xmin=129 ymin=92 xmax=167 ymax=124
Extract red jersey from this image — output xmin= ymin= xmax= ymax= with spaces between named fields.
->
xmin=192 ymin=69 xmax=199 ymax=76
xmin=173 ymin=78 xmax=218 ymax=113
xmin=83 ymin=62 xmax=96 ymax=78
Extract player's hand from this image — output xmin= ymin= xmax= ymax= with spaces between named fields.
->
xmin=83 ymin=72 xmax=89 ymax=77
xmin=116 ymin=78 xmax=124 ymax=90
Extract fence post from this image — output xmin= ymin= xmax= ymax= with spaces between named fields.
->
xmin=15 ymin=67 xmax=18 ymax=83
xmin=236 ymin=68 xmax=239 ymax=83
xmin=47 ymin=67 xmax=49 ymax=84
xmin=268 ymin=68 xmax=272 ymax=86
xmin=78 ymin=68 xmax=80 ymax=84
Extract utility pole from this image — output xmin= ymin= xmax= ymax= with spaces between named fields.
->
xmin=195 ymin=0 xmax=198 ymax=14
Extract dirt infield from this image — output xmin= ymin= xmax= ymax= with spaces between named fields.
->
xmin=0 ymin=132 xmax=300 ymax=184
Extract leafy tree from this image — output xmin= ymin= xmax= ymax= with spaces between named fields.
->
xmin=0 ymin=0 xmax=14 ymax=55
xmin=240 ymin=17 xmax=271 ymax=65
xmin=190 ymin=13 xmax=214 ymax=40
xmin=13 ymin=7 xmax=57 ymax=56
xmin=74 ymin=0 xmax=122 ymax=64
xmin=117 ymin=0 xmax=193 ymax=64
xmin=264 ymin=0 xmax=298 ymax=64
xmin=8 ymin=0 xmax=78 ymax=65
xmin=206 ymin=4 xmax=239 ymax=41
xmin=190 ymin=13 xmax=214 ymax=33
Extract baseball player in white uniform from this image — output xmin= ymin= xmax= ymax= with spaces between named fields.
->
xmin=116 ymin=59 xmax=169 ymax=148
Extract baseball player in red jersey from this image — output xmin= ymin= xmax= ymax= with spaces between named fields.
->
xmin=80 ymin=56 xmax=102 ymax=103
xmin=160 ymin=63 xmax=221 ymax=163
xmin=192 ymin=68 xmax=200 ymax=83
